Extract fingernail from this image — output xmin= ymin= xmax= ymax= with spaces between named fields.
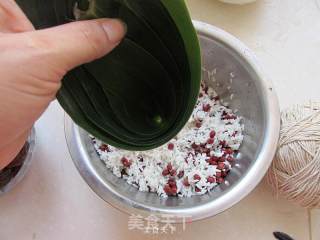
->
xmin=102 ymin=19 xmax=127 ymax=44
xmin=118 ymin=19 xmax=128 ymax=34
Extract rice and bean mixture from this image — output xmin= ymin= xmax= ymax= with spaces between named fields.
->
xmin=92 ymin=82 xmax=244 ymax=198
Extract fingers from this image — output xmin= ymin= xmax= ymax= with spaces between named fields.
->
xmin=0 ymin=0 xmax=34 ymax=33
xmin=25 ymin=18 xmax=126 ymax=71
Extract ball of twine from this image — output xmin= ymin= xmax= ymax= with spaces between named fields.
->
xmin=267 ymin=101 xmax=320 ymax=208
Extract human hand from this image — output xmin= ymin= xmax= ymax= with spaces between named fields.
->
xmin=0 ymin=0 xmax=126 ymax=169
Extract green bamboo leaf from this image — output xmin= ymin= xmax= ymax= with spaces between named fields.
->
xmin=57 ymin=87 xmax=125 ymax=148
xmin=160 ymin=0 xmax=202 ymax=133
xmin=18 ymin=0 xmax=202 ymax=150
xmin=118 ymin=4 xmax=183 ymax=104
xmin=84 ymin=38 xmax=177 ymax=136
xmin=74 ymin=67 xmax=171 ymax=146
xmin=62 ymin=71 xmax=130 ymax=142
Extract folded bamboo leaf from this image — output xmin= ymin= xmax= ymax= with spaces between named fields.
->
xmin=57 ymin=87 xmax=125 ymax=148
xmin=16 ymin=0 xmax=59 ymax=29
xmin=89 ymin=0 xmax=200 ymax=142
xmin=58 ymin=86 xmax=155 ymax=150
xmin=63 ymin=71 xmax=130 ymax=142
xmin=84 ymin=38 xmax=177 ymax=136
xmin=81 ymin=0 xmax=120 ymax=19
xmin=18 ymin=0 xmax=201 ymax=150
xmin=161 ymin=0 xmax=202 ymax=133
xmin=60 ymin=72 xmax=163 ymax=149
xmin=118 ymin=4 xmax=183 ymax=105
xmin=75 ymin=67 xmax=169 ymax=146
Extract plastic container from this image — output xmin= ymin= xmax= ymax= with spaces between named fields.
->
xmin=0 ymin=128 xmax=35 ymax=195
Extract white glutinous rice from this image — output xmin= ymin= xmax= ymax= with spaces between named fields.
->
xmin=92 ymin=82 xmax=244 ymax=198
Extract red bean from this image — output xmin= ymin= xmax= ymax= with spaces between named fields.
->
xmin=168 ymin=180 xmax=176 ymax=188
xmin=170 ymin=169 xmax=177 ymax=176
xmin=167 ymin=163 xmax=173 ymax=171
xmin=219 ymin=140 xmax=227 ymax=147
xmin=183 ymin=178 xmax=190 ymax=187
xmin=193 ymin=174 xmax=201 ymax=181
xmin=164 ymin=184 xmax=172 ymax=194
xmin=209 ymin=161 xmax=218 ymax=166
xmin=213 ymin=96 xmax=220 ymax=101
xmin=168 ymin=143 xmax=174 ymax=150
xmin=195 ymin=121 xmax=202 ymax=128
xmin=192 ymin=143 xmax=199 ymax=149
xmin=209 ymin=130 xmax=216 ymax=139
xmin=210 ymin=156 xmax=219 ymax=162
xmin=177 ymin=171 xmax=184 ymax=178
xmin=222 ymin=114 xmax=237 ymax=120
xmin=121 ymin=157 xmax=132 ymax=168
xmin=201 ymin=148 xmax=210 ymax=155
xmin=203 ymin=104 xmax=211 ymax=112
xmin=99 ymin=144 xmax=109 ymax=152
xmin=224 ymin=148 xmax=234 ymax=155
xmin=207 ymin=176 xmax=216 ymax=183
xmin=217 ymin=162 xmax=225 ymax=170
xmin=162 ymin=169 xmax=170 ymax=176
xmin=217 ymin=177 xmax=224 ymax=184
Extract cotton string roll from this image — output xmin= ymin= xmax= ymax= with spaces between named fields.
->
xmin=267 ymin=102 xmax=320 ymax=208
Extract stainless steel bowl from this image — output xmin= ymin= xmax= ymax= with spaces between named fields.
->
xmin=64 ymin=21 xmax=280 ymax=222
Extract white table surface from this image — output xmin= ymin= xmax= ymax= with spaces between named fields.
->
xmin=1 ymin=0 xmax=319 ymax=239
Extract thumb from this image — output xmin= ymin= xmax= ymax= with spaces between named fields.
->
xmin=27 ymin=18 xmax=126 ymax=71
